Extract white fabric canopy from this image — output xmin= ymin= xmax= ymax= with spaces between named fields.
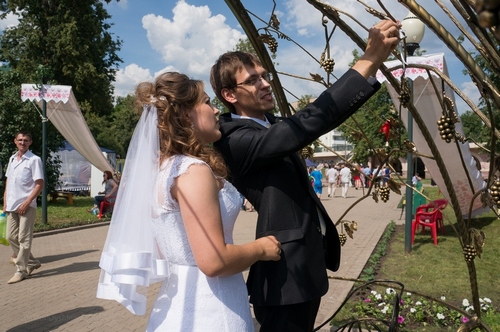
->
xmin=377 ymin=53 xmax=487 ymax=217
xmin=21 ymin=84 xmax=113 ymax=173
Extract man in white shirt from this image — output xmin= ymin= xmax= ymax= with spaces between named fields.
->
xmin=325 ymin=165 xmax=339 ymax=197
xmin=339 ymin=164 xmax=352 ymax=199
xmin=3 ymin=131 xmax=44 ymax=284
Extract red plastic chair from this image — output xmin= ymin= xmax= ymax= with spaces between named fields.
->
xmin=424 ymin=199 xmax=448 ymax=233
xmin=98 ymin=197 xmax=116 ymax=219
xmin=411 ymin=209 xmax=441 ymax=246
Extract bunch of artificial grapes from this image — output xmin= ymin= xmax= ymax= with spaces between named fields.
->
xmin=463 ymin=244 xmax=477 ymax=262
xmin=379 ymin=187 xmax=390 ymax=203
xmin=267 ymin=37 xmax=278 ymax=53
xmin=475 ymin=0 xmax=500 ymax=40
xmin=321 ymin=58 xmax=335 ymax=73
xmin=437 ymin=115 xmax=455 ymax=143
xmin=339 ymin=233 xmax=347 ymax=246
xmin=489 ymin=179 xmax=500 ymax=205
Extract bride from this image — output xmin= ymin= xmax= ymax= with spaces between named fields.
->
xmin=97 ymin=71 xmax=281 ymax=331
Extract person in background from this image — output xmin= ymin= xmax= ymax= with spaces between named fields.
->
xmin=340 ymin=164 xmax=352 ymax=199
xmin=310 ymin=166 xmax=323 ymax=198
xmin=326 ymin=164 xmax=339 ymax=198
xmin=382 ymin=164 xmax=391 ymax=187
xmin=3 ymin=131 xmax=44 ymax=284
xmin=90 ymin=170 xmax=118 ymax=213
xmin=353 ymin=164 xmax=362 ymax=190
xmin=210 ymin=18 xmax=401 ymax=331
xmin=97 ymin=72 xmax=281 ymax=331
xmin=363 ymin=165 xmax=372 ymax=188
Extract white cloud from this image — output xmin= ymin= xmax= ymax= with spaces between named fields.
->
xmin=114 ymin=64 xmax=153 ymax=97
xmin=455 ymin=80 xmax=481 ymax=114
xmin=117 ymin=0 xmax=128 ymax=10
xmin=0 ymin=12 xmax=19 ymax=30
xmin=141 ymin=0 xmax=245 ymax=81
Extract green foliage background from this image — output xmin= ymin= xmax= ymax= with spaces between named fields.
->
xmin=0 ymin=0 xmax=123 ymax=191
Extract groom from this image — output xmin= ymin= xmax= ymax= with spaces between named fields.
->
xmin=211 ymin=19 xmax=401 ymax=331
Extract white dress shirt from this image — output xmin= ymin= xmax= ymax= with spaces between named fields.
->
xmin=5 ymin=150 xmax=44 ymax=211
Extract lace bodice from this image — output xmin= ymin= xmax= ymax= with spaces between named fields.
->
xmin=147 ymin=155 xmax=253 ymax=331
xmin=152 ymin=155 xmax=241 ymax=266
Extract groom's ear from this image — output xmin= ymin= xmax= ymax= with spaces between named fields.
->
xmin=221 ymin=88 xmax=237 ymax=104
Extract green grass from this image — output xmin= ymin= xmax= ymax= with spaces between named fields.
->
xmin=331 ymin=187 xmax=500 ymax=331
xmin=33 ymin=196 xmax=107 ymax=232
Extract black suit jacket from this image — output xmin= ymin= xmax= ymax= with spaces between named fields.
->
xmin=214 ymin=69 xmax=380 ymax=306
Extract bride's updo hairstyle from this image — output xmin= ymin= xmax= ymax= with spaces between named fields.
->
xmin=135 ymin=72 xmax=228 ymax=178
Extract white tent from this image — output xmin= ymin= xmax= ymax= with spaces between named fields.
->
xmin=377 ymin=53 xmax=487 ymax=217
xmin=53 ymin=141 xmax=116 ymax=194
xmin=20 ymin=84 xmax=114 ymax=176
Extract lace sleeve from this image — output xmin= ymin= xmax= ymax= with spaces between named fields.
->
xmin=155 ymin=155 xmax=213 ymax=213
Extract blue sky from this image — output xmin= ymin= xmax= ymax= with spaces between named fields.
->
xmin=1 ymin=0 xmax=480 ymax=112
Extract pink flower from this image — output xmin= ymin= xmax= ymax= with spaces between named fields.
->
xmin=364 ymin=298 xmax=371 ymax=303
xmin=398 ymin=316 xmax=404 ymax=324
xmin=462 ymin=317 xmax=469 ymax=323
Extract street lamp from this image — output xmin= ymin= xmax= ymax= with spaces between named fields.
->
xmin=402 ymin=12 xmax=425 ymax=56
xmin=401 ymin=12 xmax=425 ymax=253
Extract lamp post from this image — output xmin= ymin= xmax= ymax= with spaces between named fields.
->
xmin=402 ymin=12 xmax=425 ymax=253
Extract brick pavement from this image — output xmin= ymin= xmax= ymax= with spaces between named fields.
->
xmin=0 ymin=186 xmax=403 ymax=331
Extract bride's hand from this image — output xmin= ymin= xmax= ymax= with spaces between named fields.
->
xmin=256 ymin=235 xmax=282 ymax=261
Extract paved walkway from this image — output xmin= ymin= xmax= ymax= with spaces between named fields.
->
xmin=0 ymin=186 xmax=404 ymax=331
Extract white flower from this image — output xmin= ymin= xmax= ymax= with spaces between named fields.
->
xmin=406 ymin=292 xmax=412 ymax=296
xmin=481 ymin=303 xmax=490 ymax=311
xmin=483 ymin=297 xmax=492 ymax=303
xmin=386 ymin=288 xmax=395 ymax=295
xmin=378 ymin=302 xmax=386 ymax=307
xmin=441 ymin=296 xmax=446 ymax=301
xmin=375 ymin=294 xmax=382 ymax=300
xmin=437 ymin=313 xmax=445 ymax=320
xmin=410 ymin=308 xmax=416 ymax=313
xmin=416 ymin=301 xmax=422 ymax=306
xmin=371 ymin=290 xmax=378 ymax=295
xmin=381 ymin=305 xmax=389 ymax=314
xmin=480 ymin=298 xmax=484 ymax=303
xmin=466 ymin=306 xmax=474 ymax=312
xmin=462 ymin=299 xmax=470 ymax=307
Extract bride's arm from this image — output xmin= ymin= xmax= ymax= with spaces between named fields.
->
xmin=172 ymin=163 xmax=281 ymax=277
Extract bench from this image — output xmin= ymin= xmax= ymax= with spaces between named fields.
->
xmin=50 ymin=191 xmax=74 ymax=205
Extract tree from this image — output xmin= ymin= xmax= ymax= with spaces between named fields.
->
xmin=106 ymin=95 xmax=141 ymax=157
xmin=0 ymin=0 xmax=122 ymax=117
xmin=461 ymin=35 xmax=500 ymax=152
xmin=0 ymin=0 xmax=122 ymax=191
xmin=460 ymin=110 xmax=486 ymax=143
xmin=0 ymin=69 xmax=61 ymax=191
xmin=296 ymin=94 xmax=313 ymax=110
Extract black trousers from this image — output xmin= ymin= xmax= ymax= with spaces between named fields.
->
xmin=253 ymin=298 xmax=321 ymax=332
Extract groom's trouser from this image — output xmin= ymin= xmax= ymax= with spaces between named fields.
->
xmin=254 ymin=298 xmax=321 ymax=332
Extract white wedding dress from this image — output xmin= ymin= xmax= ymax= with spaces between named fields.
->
xmin=146 ymin=155 xmax=254 ymax=332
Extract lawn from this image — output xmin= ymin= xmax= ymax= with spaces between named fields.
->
xmin=33 ymin=196 xmax=107 ymax=232
xmin=331 ymin=187 xmax=500 ymax=331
